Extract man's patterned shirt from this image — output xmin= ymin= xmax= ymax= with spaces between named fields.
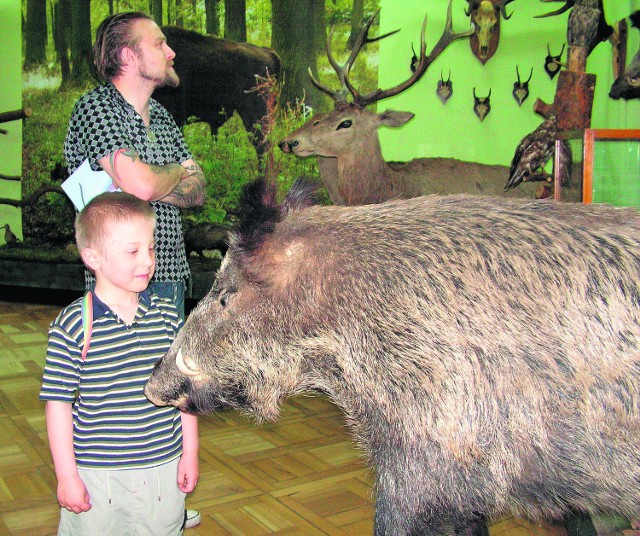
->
xmin=64 ymin=82 xmax=192 ymax=282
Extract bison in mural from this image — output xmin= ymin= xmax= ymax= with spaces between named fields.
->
xmin=153 ymin=26 xmax=281 ymax=154
xmin=146 ymin=179 xmax=640 ymax=535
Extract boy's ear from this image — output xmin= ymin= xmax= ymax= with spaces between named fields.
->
xmin=80 ymin=247 xmax=101 ymax=272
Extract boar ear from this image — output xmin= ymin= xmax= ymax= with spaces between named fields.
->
xmin=234 ymin=177 xmax=322 ymax=256
xmin=281 ymin=177 xmax=323 ymax=215
xmin=235 ymin=178 xmax=281 ymax=255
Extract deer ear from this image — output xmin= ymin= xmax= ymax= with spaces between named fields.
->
xmin=378 ymin=110 xmax=414 ymax=127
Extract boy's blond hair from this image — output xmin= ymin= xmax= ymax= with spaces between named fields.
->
xmin=75 ymin=192 xmax=156 ymax=252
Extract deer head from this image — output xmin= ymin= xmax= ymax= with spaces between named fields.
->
xmin=473 ymin=88 xmax=492 ymax=121
xmin=544 ymin=42 xmax=565 ymax=79
xmin=465 ymin=0 xmax=517 ymax=64
xmin=279 ymin=0 xmax=473 ymax=205
xmin=437 ymin=70 xmax=453 ymax=104
xmin=512 ymin=65 xmax=533 ymax=106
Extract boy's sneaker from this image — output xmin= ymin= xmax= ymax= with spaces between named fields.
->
xmin=184 ymin=509 xmax=201 ymax=529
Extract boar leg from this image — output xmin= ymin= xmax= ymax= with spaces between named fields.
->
xmin=563 ymin=510 xmax=597 ymax=536
xmin=374 ymin=485 xmax=485 ymax=536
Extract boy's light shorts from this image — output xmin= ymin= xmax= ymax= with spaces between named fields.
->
xmin=58 ymin=457 xmax=186 ymax=536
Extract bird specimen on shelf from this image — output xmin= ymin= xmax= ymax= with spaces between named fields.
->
xmin=504 ymin=115 xmax=572 ymax=192
xmin=2 ymin=224 xmax=18 ymax=246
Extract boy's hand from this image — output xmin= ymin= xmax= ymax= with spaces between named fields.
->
xmin=57 ymin=474 xmax=92 ymax=513
xmin=177 ymin=452 xmax=199 ymax=493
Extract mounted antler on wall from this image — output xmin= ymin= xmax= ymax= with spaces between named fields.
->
xmin=437 ymin=71 xmax=453 ymax=104
xmin=465 ymin=0 xmax=517 ymax=64
xmin=513 ymin=66 xmax=533 ymax=106
xmin=473 ymin=88 xmax=492 ymax=120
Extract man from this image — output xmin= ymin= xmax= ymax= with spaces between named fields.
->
xmin=63 ymin=12 xmax=204 ymax=528
xmin=64 ymin=11 xmax=206 ymax=318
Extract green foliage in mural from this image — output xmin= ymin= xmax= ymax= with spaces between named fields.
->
xmin=21 ymin=81 xmax=320 ymax=243
xmin=19 ymin=0 xmax=380 ymax=244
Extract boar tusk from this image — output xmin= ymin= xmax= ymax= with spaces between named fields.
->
xmin=176 ymin=349 xmax=201 ymax=377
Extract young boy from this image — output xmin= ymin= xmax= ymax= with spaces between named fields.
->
xmin=40 ymin=192 xmax=199 ymax=535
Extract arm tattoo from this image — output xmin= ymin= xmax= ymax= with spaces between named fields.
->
xmin=109 ymin=148 xmax=138 ymax=173
xmin=162 ymin=165 xmax=206 ymax=208
xmin=109 ymin=148 xmax=139 ymax=186
xmin=182 ymin=162 xmax=202 ymax=174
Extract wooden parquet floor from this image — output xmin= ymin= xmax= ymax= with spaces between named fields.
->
xmin=0 ymin=292 xmax=570 ymax=535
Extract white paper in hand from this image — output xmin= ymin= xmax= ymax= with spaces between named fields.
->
xmin=61 ymin=159 xmax=120 ymax=211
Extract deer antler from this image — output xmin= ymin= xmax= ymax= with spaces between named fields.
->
xmin=500 ymin=0 xmax=518 ymax=20
xmin=309 ymin=11 xmax=400 ymax=103
xmin=356 ymin=0 xmax=474 ymax=107
xmin=534 ymin=0 xmax=575 ymax=18
xmin=516 ymin=65 xmax=533 ymax=84
xmin=309 ymin=0 xmax=473 ymax=109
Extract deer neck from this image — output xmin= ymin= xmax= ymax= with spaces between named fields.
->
xmin=336 ymin=138 xmax=390 ymax=204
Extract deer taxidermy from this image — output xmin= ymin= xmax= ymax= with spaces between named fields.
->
xmin=465 ymin=0 xmax=518 ymax=64
xmin=278 ymin=0 xmax=540 ymax=207
xmin=610 ymin=10 xmax=640 ymax=100
xmin=473 ymin=88 xmax=492 ymax=121
xmin=437 ymin=70 xmax=453 ymax=104
xmin=544 ymin=42 xmax=566 ymax=78
xmin=513 ymin=66 xmax=533 ymax=105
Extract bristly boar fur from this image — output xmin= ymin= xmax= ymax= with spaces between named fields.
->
xmin=145 ymin=178 xmax=640 ymax=535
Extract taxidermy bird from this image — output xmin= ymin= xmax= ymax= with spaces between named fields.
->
xmin=2 ymin=224 xmax=18 ymax=246
xmin=505 ymin=115 xmax=572 ymax=190
xmin=568 ymin=0 xmax=612 ymax=54
xmin=537 ymin=0 xmax=613 ymax=55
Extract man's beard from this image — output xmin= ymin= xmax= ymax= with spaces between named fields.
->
xmin=139 ymin=61 xmax=180 ymax=89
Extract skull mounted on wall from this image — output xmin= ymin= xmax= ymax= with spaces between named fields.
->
xmin=512 ymin=66 xmax=533 ymax=106
xmin=473 ymin=88 xmax=492 ymax=121
xmin=437 ymin=70 xmax=453 ymax=104
xmin=544 ymin=43 xmax=566 ymax=79
xmin=465 ymin=0 xmax=517 ymax=64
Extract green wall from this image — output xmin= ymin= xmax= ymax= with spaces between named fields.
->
xmin=378 ymin=0 xmax=640 ymax=166
xmin=0 ymin=0 xmax=22 ymax=245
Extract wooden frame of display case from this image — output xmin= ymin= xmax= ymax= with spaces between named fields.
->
xmin=582 ymin=129 xmax=640 ymax=204
xmin=553 ymin=129 xmax=640 ymax=204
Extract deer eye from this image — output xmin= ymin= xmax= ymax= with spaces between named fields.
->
xmin=336 ymin=120 xmax=352 ymax=130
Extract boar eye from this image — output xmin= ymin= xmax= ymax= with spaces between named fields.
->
xmin=220 ymin=296 xmax=227 ymax=307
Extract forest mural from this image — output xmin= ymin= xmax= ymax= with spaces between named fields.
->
xmin=18 ymin=0 xmax=380 ymax=248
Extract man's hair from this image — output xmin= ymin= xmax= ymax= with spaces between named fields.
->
xmin=93 ymin=11 xmax=153 ymax=80
xmin=75 ymin=192 xmax=156 ymax=252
